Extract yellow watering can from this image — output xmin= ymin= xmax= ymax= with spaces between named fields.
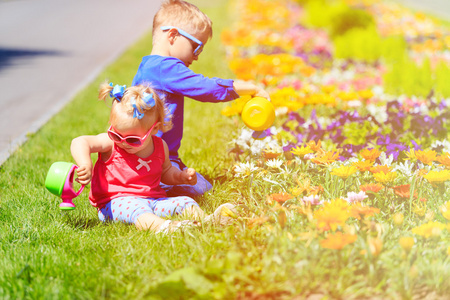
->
xmin=241 ymin=97 xmax=275 ymax=139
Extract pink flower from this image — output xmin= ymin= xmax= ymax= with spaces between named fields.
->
xmin=344 ymin=191 xmax=368 ymax=203
xmin=301 ymin=195 xmax=323 ymax=205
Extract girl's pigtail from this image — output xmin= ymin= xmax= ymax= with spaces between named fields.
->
xmin=98 ymin=82 xmax=114 ymax=102
xmin=99 ymin=82 xmax=127 ymax=103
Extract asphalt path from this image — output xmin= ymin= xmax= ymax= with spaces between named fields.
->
xmin=0 ymin=0 xmax=161 ymax=165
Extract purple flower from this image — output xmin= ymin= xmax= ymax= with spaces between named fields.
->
xmin=386 ymin=143 xmax=408 ymax=160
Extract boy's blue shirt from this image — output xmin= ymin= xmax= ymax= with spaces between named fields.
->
xmin=132 ymin=55 xmax=239 ymax=160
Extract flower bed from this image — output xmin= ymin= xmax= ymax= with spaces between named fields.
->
xmin=220 ymin=0 xmax=450 ymax=296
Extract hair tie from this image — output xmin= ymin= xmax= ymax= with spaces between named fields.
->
xmin=109 ymin=83 xmax=126 ymax=101
xmin=142 ymin=92 xmax=155 ymax=107
xmin=131 ymin=99 xmax=144 ymax=119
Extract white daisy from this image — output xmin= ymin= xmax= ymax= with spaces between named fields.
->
xmin=233 ymin=161 xmax=258 ymax=178
xmin=265 ymin=158 xmax=284 ymax=169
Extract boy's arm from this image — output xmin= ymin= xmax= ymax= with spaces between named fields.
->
xmin=233 ymin=79 xmax=270 ymax=100
xmin=70 ymin=133 xmax=113 ymax=185
xmin=160 ymin=141 xmax=197 ymax=186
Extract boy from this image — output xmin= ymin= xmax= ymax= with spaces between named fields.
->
xmin=132 ymin=0 xmax=269 ymax=197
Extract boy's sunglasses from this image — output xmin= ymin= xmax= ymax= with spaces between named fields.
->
xmin=161 ymin=26 xmax=204 ymax=56
xmin=107 ymin=122 xmax=158 ymax=147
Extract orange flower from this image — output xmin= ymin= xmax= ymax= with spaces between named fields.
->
xmin=291 ymin=178 xmax=313 ymax=196
xmin=393 ymin=184 xmax=418 ymax=199
xmin=370 ymin=165 xmax=392 ymax=174
xmin=311 ymin=150 xmax=339 ymax=165
xmin=360 ymin=183 xmax=383 ymax=193
xmin=415 ymin=149 xmax=437 ymax=165
xmin=262 ymin=148 xmax=282 ymax=159
xmin=349 ymin=203 xmax=380 ymax=220
xmin=307 ymin=140 xmax=322 ymax=152
xmin=352 ymin=160 xmax=374 ymax=172
xmin=436 ymin=153 xmax=450 ymax=168
xmin=247 ymin=216 xmax=272 ymax=228
xmin=268 ymin=193 xmax=293 ymax=204
xmin=320 ymin=232 xmax=357 ymax=250
xmin=360 ymin=148 xmax=381 ymax=162
xmin=314 ymin=199 xmax=351 ymax=231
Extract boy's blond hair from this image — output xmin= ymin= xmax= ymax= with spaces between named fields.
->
xmin=99 ymin=82 xmax=172 ymax=133
xmin=152 ymin=0 xmax=212 ymax=45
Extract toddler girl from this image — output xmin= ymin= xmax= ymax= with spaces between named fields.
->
xmin=71 ymin=82 xmax=234 ymax=233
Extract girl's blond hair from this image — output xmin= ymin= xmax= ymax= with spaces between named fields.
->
xmin=152 ymin=0 xmax=212 ymax=44
xmin=99 ymin=82 xmax=172 ymax=132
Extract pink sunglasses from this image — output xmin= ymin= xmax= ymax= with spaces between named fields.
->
xmin=107 ymin=122 xmax=158 ymax=147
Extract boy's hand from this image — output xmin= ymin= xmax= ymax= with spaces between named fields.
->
xmin=181 ymin=168 xmax=197 ymax=185
xmin=75 ymin=165 xmax=92 ymax=185
xmin=254 ymin=86 xmax=271 ymax=101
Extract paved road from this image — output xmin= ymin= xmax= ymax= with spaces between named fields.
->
xmin=399 ymin=0 xmax=450 ymax=20
xmin=0 ymin=0 xmax=161 ymax=165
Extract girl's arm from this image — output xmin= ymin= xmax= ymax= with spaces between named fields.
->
xmin=70 ymin=133 xmax=113 ymax=185
xmin=160 ymin=141 xmax=197 ymax=186
xmin=233 ymin=79 xmax=270 ymax=99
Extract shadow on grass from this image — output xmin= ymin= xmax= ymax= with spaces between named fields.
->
xmin=62 ymin=215 xmax=101 ymax=230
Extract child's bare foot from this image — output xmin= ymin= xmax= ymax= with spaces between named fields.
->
xmin=204 ymin=203 xmax=238 ymax=226
xmin=156 ymin=220 xmax=199 ymax=234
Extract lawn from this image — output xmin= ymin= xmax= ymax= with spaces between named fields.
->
xmin=1 ymin=0 xmax=450 ymax=299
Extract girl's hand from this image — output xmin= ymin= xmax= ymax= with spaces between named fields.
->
xmin=182 ymin=168 xmax=197 ymax=185
xmin=76 ymin=165 xmax=92 ymax=185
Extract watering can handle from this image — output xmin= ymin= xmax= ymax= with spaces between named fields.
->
xmin=65 ymin=165 xmax=85 ymax=197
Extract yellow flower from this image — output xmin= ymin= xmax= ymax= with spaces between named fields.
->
xmin=360 ymin=148 xmax=381 ymax=162
xmin=413 ymin=201 xmax=427 ymax=217
xmin=399 ymin=237 xmax=414 ymax=253
xmin=373 ymin=171 xmax=397 ymax=184
xmin=314 ymin=199 xmax=351 ymax=231
xmin=358 ymin=89 xmax=374 ymax=100
xmin=320 ymin=232 xmax=357 ymax=250
xmin=330 ymin=165 xmax=358 ymax=179
xmin=368 ymin=237 xmax=383 ymax=257
xmin=440 ymin=201 xmax=450 ymax=221
xmin=423 ymin=170 xmax=450 ymax=184
xmin=291 ymin=145 xmax=313 ymax=158
xmin=415 ymin=149 xmax=437 ymax=165
xmin=405 ymin=148 xmax=416 ymax=162
xmin=393 ymin=213 xmax=404 ymax=226
xmin=411 ymin=221 xmax=445 ymax=238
